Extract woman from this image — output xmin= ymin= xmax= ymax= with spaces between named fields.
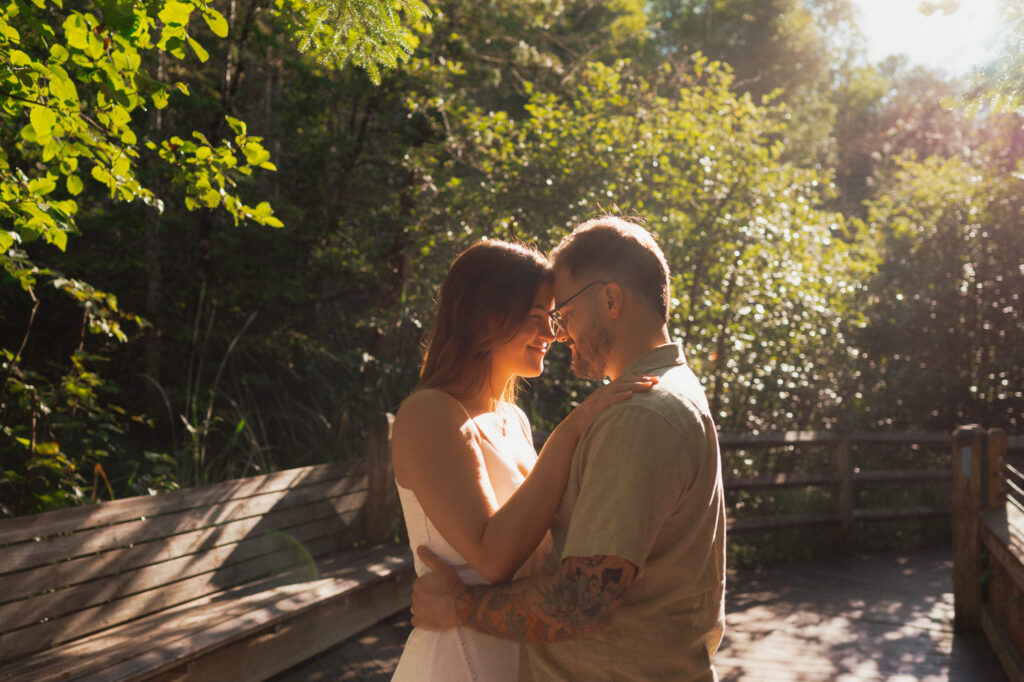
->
xmin=391 ymin=240 xmax=654 ymax=681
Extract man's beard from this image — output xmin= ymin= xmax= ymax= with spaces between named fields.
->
xmin=570 ymin=318 xmax=613 ymax=380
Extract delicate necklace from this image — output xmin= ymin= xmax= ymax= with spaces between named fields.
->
xmin=497 ymin=402 xmax=508 ymax=437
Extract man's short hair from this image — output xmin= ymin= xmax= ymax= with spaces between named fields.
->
xmin=551 ymin=216 xmax=670 ymax=322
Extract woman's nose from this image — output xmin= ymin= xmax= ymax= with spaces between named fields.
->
xmin=540 ymin=318 xmax=556 ymax=342
xmin=550 ymin=320 xmax=568 ymax=343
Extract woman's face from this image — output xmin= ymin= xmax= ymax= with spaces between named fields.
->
xmin=491 ymin=281 xmax=555 ymax=380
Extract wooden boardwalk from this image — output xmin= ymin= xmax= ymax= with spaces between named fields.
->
xmin=272 ymin=546 xmax=1007 ymax=681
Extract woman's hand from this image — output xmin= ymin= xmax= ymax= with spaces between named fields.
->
xmin=563 ymin=374 xmax=658 ymax=440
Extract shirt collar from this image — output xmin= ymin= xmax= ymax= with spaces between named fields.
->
xmin=621 ymin=342 xmax=687 ymax=376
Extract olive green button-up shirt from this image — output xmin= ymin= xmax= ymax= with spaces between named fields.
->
xmin=522 ymin=343 xmax=726 ymax=681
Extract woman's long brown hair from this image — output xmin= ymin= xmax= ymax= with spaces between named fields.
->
xmin=418 ymin=240 xmax=550 ymax=406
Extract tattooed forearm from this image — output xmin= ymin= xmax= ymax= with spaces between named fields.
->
xmin=454 ymin=555 xmax=637 ymax=643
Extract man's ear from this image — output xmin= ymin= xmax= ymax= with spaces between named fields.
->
xmin=601 ymin=282 xmax=624 ymax=319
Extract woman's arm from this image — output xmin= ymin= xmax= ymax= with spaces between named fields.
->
xmin=392 ymin=381 xmax=652 ymax=584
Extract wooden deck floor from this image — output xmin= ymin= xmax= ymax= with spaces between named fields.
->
xmin=272 ymin=546 xmax=1007 ymax=681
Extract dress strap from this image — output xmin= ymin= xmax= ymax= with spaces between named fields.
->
xmin=452 ymin=397 xmax=503 ymax=453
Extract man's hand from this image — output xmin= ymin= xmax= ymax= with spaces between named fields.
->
xmin=410 ymin=546 xmax=469 ymax=630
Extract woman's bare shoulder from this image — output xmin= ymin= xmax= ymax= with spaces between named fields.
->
xmin=393 ymin=388 xmax=475 ymax=452
xmin=396 ymin=388 xmax=465 ymax=426
xmin=393 ymin=388 xmax=477 ymax=484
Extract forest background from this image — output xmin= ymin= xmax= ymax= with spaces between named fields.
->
xmin=1 ymin=0 xmax=1022 ymax=522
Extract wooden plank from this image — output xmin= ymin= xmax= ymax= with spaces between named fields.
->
xmin=0 ymin=545 xmax=413 ymax=682
xmin=848 ymin=431 xmax=951 ymax=445
xmin=1 ymin=488 xmax=367 ymax=607
xmin=724 ymin=473 xmax=839 ymax=491
xmin=852 ymin=506 xmax=951 ymax=522
xmin=715 ymin=547 xmax=1006 ymax=682
xmin=0 ymin=461 xmax=364 ymax=547
xmin=718 ymin=430 xmax=950 ymax=449
xmin=0 ymin=490 xmax=367 ymax=607
xmin=853 ymin=468 xmax=951 ymax=484
xmin=364 ymin=413 xmax=396 ymax=545
xmin=725 ymin=469 xmax=950 ymax=490
xmin=980 ymin=504 xmax=1024 ymax=594
xmin=981 ymin=604 xmax=1024 ymax=682
xmin=832 ymin=435 xmax=852 ymax=550
xmin=0 ymin=507 xmax=365 ymax=635
xmin=126 ymin=559 xmax=413 ymax=682
xmin=4 ymin=475 xmax=367 ymax=574
xmin=0 ymin=510 xmax=363 ymax=662
xmin=953 ymin=424 xmax=986 ymax=632
xmin=728 ymin=513 xmax=840 ymax=533
xmin=989 ymin=429 xmax=1009 ymax=510
xmin=719 ymin=431 xmax=837 ymax=448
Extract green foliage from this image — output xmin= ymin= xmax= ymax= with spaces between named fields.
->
xmin=0 ymin=0 xmax=282 ymax=268
xmin=0 ymin=0 xmax=1020 ymax=556
xmin=293 ymin=0 xmax=430 ymax=83
xmin=855 ymin=147 xmax=1024 ymax=431
xmin=0 ymin=0 xmax=281 ymax=515
xmin=0 ymin=281 xmax=151 ymax=515
xmin=408 ymin=57 xmax=868 ymax=430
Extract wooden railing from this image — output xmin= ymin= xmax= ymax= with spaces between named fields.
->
xmin=953 ymin=425 xmax=1024 ymax=681
xmin=721 ymin=430 xmax=952 ymax=548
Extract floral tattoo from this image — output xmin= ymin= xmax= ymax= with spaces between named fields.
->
xmin=454 ymin=555 xmax=637 ymax=642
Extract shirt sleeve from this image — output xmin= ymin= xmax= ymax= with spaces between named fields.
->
xmin=560 ymin=403 xmax=692 ymax=569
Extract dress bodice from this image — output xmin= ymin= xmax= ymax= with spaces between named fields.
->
xmin=391 ymin=400 xmax=537 ymax=682
xmin=395 ymin=404 xmax=532 ymax=584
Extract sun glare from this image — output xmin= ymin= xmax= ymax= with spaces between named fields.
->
xmin=853 ymin=0 xmax=1004 ymax=75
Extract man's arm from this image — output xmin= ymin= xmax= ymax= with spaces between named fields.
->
xmin=412 ymin=546 xmax=637 ymax=643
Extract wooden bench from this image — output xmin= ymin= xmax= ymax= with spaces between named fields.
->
xmin=0 ymin=415 xmax=413 ymax=681
xmin=953 ymin=425 xmax=1024 ymax=682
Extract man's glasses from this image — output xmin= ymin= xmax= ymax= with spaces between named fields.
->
xmin=548 ymin=280 xmax=608 ymax=335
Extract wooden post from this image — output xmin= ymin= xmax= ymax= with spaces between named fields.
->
xmin=987 ymin=428 xmax=1007 ymax=511
xmin=365 ymin=412 xmax=396 ymax=545
xmin=953 ymin=424 xmax=987 ymax=632
xmin=831 ymin=431 xmax=853 ymax=553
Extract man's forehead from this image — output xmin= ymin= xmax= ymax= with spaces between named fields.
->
xmin=552 ymin=267 xmax=576 ymax=291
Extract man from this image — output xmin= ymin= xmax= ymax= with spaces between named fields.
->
xmin=412 ymin=216 xmax=726 ymax=681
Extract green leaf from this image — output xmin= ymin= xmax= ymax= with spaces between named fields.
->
xmin=187 ymin=36 xmax=208 ymax=62
xmin=29 ymin=176 xmax=57 ymax=195
xmin=158 ymin=1 xmax=193 ymax=26
xmin=30 ymin=106 xmax=56 ymax=139
xmin=152 ymin=89 xmax=169 ymax=109
xmin=67 ymin=174 xmax=83 ymax=195
xmin=242 ymin=141 xmax=269 ymax=166
xmin=48 ymin=65 xmax=78 ymax=103
xmin=0 ymin=231 xmax=14 ymax=251
xmin=65 ymin=16 xmax=89 ymax=50
xmin=200 ymin=188 xmax=220 ymax=207
xmin=91 ymin=165 xmax=111 ymax=185
xmin=225 ymin=115 xmax=246 ymax=135
xmin=49 ymin=43 xmax=70 ymax=63
xmin=48 ymin=226 xmax=68 ymax=251
xmin=9 ymin=49 xmax=32 ymax=66
xmin=0 ymin=19 xmax=20 ymax=42
xmin=203 ymin=9 xmax=229 ymax=38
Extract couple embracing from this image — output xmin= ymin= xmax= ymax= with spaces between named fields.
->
xmin=390 ymin=216 xmax=726 ymax=681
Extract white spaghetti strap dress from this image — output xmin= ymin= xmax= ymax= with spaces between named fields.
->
xmin=391 ymin=404 xmax=533 ymax=682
